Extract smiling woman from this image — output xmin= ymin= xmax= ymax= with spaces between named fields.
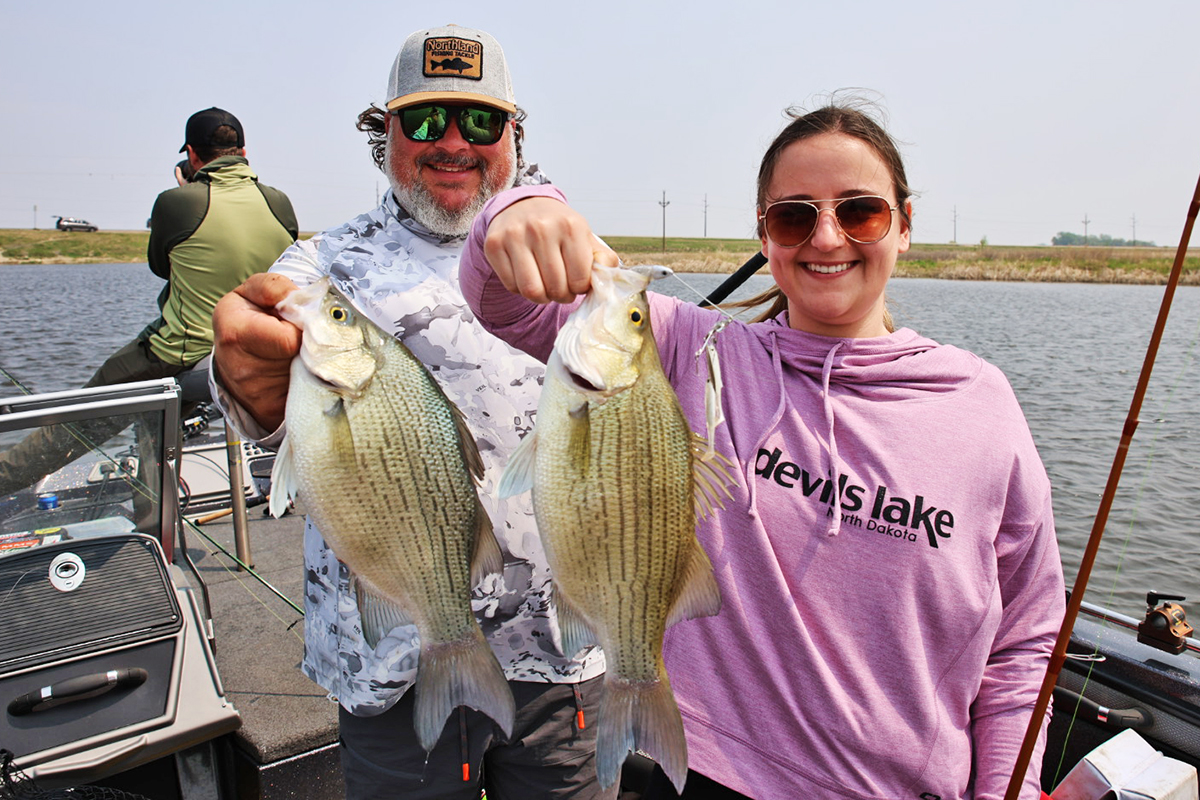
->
xmin=459 ymin=98 xmax=1065 ymax=800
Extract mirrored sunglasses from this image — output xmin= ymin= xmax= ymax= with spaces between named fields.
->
xmin=396 ymin=104 xmax=509 ymax=145
xmin=761 ymin=195 xmax=898 ymax=247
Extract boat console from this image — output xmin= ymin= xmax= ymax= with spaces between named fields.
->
xmin=0 ymin=380 xmax=240 ymax=797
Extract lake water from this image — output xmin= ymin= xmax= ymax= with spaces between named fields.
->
xmin=3 ymin=263 xmax=1198 ymax=616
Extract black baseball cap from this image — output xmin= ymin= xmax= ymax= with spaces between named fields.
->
xmin=179 ymin=107 xmax=245 ymax=153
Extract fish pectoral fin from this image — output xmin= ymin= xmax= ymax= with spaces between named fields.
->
xmin=469 ymin=498 xmax=503 ymax=585
xmin=553 ymin=582 xmax=598 ymax=659
xmin=498 ymin=429 xmax=538 ymax=498
xmin=565 ymin=401 xmax=591 ymax=471
xmin=322 ymin=396 xmax=344 ymax=418
xmin=352 ymin=573 xmax=412 ymax=649
xmin=268 ymin=434 xmax=298 ymax=519
xmin=665 ymin=539 xmax=722 ymax=627
xmin=690 ymin=432 xmax=738 ymax=519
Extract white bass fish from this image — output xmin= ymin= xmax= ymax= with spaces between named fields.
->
xmin=269 ymin=278 xmax=514 ymax=751
xmin=500 ymin=264 xmax=734 ymax=792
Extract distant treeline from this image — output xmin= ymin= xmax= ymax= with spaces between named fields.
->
xmin=1051 ymin=231 xmax=1157 ymax=247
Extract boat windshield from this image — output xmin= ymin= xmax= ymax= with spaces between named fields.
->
xmin=0 ymin=380 xmax=182 ymax=558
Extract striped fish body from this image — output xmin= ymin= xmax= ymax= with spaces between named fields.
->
xmin=270 ymin=278 xmax=514 ymax=751
xmin=501 ymin=265 xmax=726 ymax=793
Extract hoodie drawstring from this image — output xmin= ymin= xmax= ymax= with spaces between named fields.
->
xmin=572 ymin=683 xmax=586 ymax=729
xmin=821 ymin=342 xmax=844 ymax=537
xmin=459 ymin=707 xmax=470 ymax=781
xmin=746 ymin=331 xmax=790 ymax=512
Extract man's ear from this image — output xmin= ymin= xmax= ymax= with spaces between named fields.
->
xmin=186 ymin=145 xmax=205 ymax=172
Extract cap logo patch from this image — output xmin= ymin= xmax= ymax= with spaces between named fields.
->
xmin=423 ymin=37 xmax=483 ymax=81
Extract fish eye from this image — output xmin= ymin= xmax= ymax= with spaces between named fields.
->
xmin=629 ymin=308 xmax=643 ymax=326
xmin=329 ymin=305 xmax=351 ymax=324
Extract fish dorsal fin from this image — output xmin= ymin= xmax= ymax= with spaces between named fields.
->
xmin=449 ymin=400 xmax=486 ymax=482
xmin=665 ymin=538 xmax=722 ymax=628
xmin=689 ymin=432 xmax=737 ymax=519
xmin=353 ymin=572 xmax=412 ymax=649
xmin=469 ymin=496 xmax=503 ymax=585
xmin=268 ymin=433 xmax=297 ymax=519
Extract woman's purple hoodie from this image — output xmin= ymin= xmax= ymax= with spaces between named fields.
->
xmin=461 ymin=185 xmax=1064 ymax=800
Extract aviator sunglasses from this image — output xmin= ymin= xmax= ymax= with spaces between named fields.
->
xmin=395 ymin=103 xmax=510 ymax=145
xmin=760 ymin=195 xmax=898 ymax=248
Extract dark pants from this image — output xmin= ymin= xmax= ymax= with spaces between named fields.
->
xmin=641 ymin=766 xmax=752 ymax=800
xmin=0 ymin=335 xmax=187 ymax=496
xmin=338 ymin=677 xmax=619 ymax=800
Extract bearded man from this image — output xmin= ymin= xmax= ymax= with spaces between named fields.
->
xmin=210 ymin=25 xmax=611 ymax=800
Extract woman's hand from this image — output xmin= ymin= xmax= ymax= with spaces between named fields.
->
xmin=482 ymin=197 xmax=618 ymax=304
xmin=211 ymin=272 xmax=302 ymax=432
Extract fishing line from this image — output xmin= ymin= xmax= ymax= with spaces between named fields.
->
xmin=662 ymin=271 xmax=754 ymax=454
xmin=0 ymin=365 xmax=35 ymax=395
xmin=1046 ymin=303 xmax=1200 ymax=788
xmin=666 ymin=271 xmax=758 ymax=324
xmin=0 ymin=363 xmax=161 ymax=510
xmin=183 ymin=515 xmax=305 ymax=628
xmin=1004 ymin=169 xmax=1200 ymax=800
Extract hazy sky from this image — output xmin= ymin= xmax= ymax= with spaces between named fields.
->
xmin=3 ymin=1 xmax=1197 ymax=247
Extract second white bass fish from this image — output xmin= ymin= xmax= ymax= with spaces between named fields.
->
xmin=500 ymin=264 xmax=735 ymax=792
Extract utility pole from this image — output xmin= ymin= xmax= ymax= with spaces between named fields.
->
xmin=659 ymin=191 xmax=670 ymax=252
xmin=703 ymin=194 xmax=709 ymax=238
xmin=1131 ymin=214 xmax=1137 ymax=246
xmin=1082 ymin=214 xmax=1091 ymax=246
xmin=33 ymin=204 xmax=37 ymax=230
xmin=952 ymin=205 xmax=957 ymax=244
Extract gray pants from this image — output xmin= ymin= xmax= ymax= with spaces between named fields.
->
xmin=338 ymin=677 xmax=619 ymax=800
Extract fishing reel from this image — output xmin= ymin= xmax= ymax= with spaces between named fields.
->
xmin=1137 ymin=592 xmax=1194 ymax=655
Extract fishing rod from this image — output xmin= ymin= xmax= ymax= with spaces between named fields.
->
xmin=698 ymin=252 xmax=767 ymax=307
xmin=0 ymin=365 xmax=35 ymax=396
xmin=1003 ymin=170 xmax=1200 ymax=800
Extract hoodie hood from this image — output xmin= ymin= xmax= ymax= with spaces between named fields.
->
xmin=756 ymin=312 xmax=980 ymax=399
xmin=733 ymin=313 xmax=982 ymax=537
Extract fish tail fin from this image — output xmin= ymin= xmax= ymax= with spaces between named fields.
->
xmin=414 ymin=628 xmax=515 ymax=751
xmin=596 ymin=675 xmax=688 ymax=792
xmin=268 ymin=433 xmax=297 ymax=518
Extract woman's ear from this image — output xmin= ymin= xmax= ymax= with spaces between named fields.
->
xmin=897 ymin=201 xmax=913 ymax=253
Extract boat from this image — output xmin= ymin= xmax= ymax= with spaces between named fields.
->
xmin=1 ymin=379 xmax=1198 ymax=799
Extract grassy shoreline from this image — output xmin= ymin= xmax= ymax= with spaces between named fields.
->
xmin=4 ymin=229 xmax=1199 ymax=284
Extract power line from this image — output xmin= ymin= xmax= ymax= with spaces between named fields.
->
xmin=659 ymin=190 xmax=670 ymax=252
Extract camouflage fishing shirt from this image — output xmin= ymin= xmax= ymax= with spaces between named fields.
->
xmin=217 ymin=183 xmax=605 ymax=716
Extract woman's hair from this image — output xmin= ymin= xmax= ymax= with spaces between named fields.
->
xmin=734 ymin=98 xmax=912 ymax=328
xmin=355 ymin=104 xmax=527 ymax=174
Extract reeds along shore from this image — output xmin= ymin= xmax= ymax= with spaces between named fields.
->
xmin=1 ymin=228 xmax=1198 ymax=284
xmin=615 ymin=243 xmax=1200 ymax=285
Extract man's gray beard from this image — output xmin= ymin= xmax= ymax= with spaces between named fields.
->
xmin=386 ymin=141 xmax=518 ymax=238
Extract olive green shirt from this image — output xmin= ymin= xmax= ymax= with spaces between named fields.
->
xmin=144 ymin=156 xmax=298 ymax=366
